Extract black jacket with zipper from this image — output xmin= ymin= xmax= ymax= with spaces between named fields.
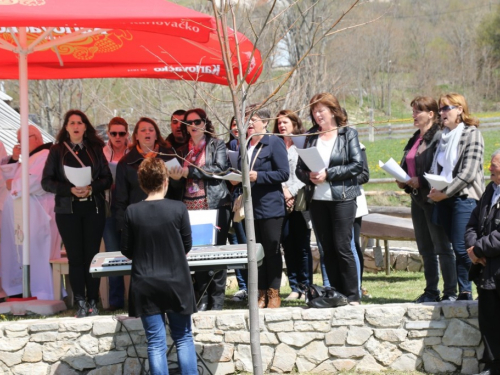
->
xmin=465 ymin=181 xmax=500 ymax=291
xmin=175 ymin=137 xmax=231 ymax=209
xmin=114 ymin=145 xmax=182 ymax=231
xmin=399 ymin=123 xmax=442 ymax=202
xmin=296 ymin=126 xmax=363 ymax=203
xmin=41 ymin=141 xmax=113 ymax=214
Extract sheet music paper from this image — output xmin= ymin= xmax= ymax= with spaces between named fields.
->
xmin=296 ymin=147 xmax=325 ymax=173
xmin=291 ymin=135 xmax=306 ymax=149
xmin=165 ymin=158 xmax=181 ymax=170
xmin=227 ymin=150 xmax=239 ymax=169
xmin=378 ymin=158 xmax=410 ymax=183
xmin=64 ymin=166 xmax=91 ymax=186
xmin=212 ymin=172 xmax=242 ymax=182
xmin=424 ymin=173 xmax=451 ymax=191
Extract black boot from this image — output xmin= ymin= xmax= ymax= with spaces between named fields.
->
xmin=75 ymin=300 xmax=87 ymax=318
xmin=87 ymin=300 xmax=99 ymax=317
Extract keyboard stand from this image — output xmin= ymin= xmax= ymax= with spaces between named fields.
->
xmin=165 ymin=319 xmax=214 ymax=375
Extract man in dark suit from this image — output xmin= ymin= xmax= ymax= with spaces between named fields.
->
xmin=465 ymin=149 xmax=500 ymax=375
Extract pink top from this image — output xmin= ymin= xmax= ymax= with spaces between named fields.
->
xmin=405 ymin=136 xmax=422 ymax=178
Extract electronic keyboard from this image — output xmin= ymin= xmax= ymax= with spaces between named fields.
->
xmin=89 ymin=243 xmax=264 ymax=278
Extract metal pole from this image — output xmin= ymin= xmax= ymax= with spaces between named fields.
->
xmin=19 ymin=27 xmax=31 ymax=298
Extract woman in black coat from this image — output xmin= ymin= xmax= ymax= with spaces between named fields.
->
xmin=296 ymin=93 xmax=363 ymax=304
xmin=170 ymin=108 xmax=231 ymax=311
xmin=121 ymin=157 xmax=197 ymax=375
xmin=42 ymin=109 xmax=112 ymax=318
xmin=114 ymin=117 xmax=180 ymax=231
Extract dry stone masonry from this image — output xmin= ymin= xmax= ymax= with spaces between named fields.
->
xmin=0 ymin=301 xmax=482 ymax=374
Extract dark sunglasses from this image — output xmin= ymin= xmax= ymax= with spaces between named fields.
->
xmin=109 ymin=131 xmax=127 ymax=137
xmin=438 ymin=105 xmax=457 ymax=112
xmin=185 ymin=119 xmax=204 ymax=126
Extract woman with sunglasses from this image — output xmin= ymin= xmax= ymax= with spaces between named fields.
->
xmin=396 ymin=97 xmax=457 ymax=303
xmin=170 ymin=108 xmax=231 ymax=311
xmin=115 ymin=117 xmax=181 ymax=233
xmin=428 ymin=93 xmax=485 ymax=301
xmin=102 ymin=117 xmax=130 ymax=311
xmin=41 ymin=109 xmax=113 ymax=318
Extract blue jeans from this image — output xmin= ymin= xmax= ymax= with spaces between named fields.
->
xmin=435 ymin=197 xmax=476 ymax=294
xmin=141 ymin=312 xmax=198 ymax=375
xmin=228 ymin=217 xmax=248 ymax=291
xmin=350 ymin=228 xmax=361 ymax=299
xmin=282 ymin=211 xmax=312 ymax=292
xmin=102 ymin=216 xmax=125 ymax=308
xmin=317 ymin=241 xmax=331 ymax=288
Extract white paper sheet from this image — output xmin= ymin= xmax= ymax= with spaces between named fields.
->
xmin=165 ymin=158 xmax=181 ymax=170
xmin=378 ymin=158 xmax=410 ymax=183
xmin=291 ymin=135 xmax=306 ymax=149
xmin=64 ymin=166 xmax=91 ymax=186
xmin=188 ymin=209 xmax=218 ymax=246
xmin=108 ymin=162 xmax=117 ymax=182
xmin=355 ymin=188 xmax=369 ymax=217
xmin=212 ymin=172 xmax=242 ymax=182
xmin=296 ymin=147 xmax=325 ymax=173
xmin=424 ymin=173 xmax=451 ymax=191
xmin=227 ymin=150 xmax=239 ymax=169
xmin=0 ymin=163 xmax=19 ymax=180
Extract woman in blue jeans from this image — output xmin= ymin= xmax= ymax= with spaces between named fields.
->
xmin=121 ymin=158 xmax=197 ymax=375
xmin=428 ymin=93 xmax=485 ymax=301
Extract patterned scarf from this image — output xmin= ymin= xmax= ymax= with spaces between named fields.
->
xmin=183 ymin=137 xmax=208 ymax=210
xmin=136 ymin=144 xmax=158 ymax=158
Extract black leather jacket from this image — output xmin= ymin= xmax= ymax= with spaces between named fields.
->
xmin=400 ymin=124 xmax=442 ymax=202
xmin=466 ymin=182 xmax=500 ymax=291
xmin=41 ymin=141 xmax=113 ymax=214
xmin=114 ymin=145 xmax=182 ymax=231
xmin=296 ymin=126 xmax=362 ymax=203
xmin=176 ymin=137 xmax=231 ymax=209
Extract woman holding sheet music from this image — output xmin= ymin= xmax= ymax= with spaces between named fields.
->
xmin=296 ymin=93 xmax=363 ymax=305
xmin=428 ymin=93 xmax=485 ymax=301
xmin=396 ymin=96 xmax=457 ymax=303
xmin=272 ymin=110 xmax=312 ymax=300
xmin=169 ymin=108 xmax=231 ymax=311
xmin=114 ymin=117 xmax=180 ymax=233
xmin=41 ymin=109 xmax=112 ymax=318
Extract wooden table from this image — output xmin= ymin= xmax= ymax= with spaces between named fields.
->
xmin=360 ymin=213 xmax=416 ymax=275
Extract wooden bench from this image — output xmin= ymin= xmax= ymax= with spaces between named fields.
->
xmin=360 ymin=213 xmax=415 ymax=275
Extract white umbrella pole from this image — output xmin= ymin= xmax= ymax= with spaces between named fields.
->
xmin=19 ymin=27 xmax=31 ymax=298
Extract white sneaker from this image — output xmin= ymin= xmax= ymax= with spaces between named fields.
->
xmin=285 ymin=291 xmax=301 ymax=300
xmin=231 ymin=290 xmax=248 ymax=301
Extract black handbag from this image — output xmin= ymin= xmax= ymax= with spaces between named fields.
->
xmin=299 ymin=283 xmax=348 ymax=308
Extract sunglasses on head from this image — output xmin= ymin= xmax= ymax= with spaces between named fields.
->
xmin=185 ymin=119 xmax=204 ymax=126
xmin=109 ymin=131 xmax=127 ymax=137
xmin=439 ymin=105 xmax=457 ymax=112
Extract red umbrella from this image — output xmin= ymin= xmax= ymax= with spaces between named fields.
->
xmin=0 ymin=0 xmax=261 ymax=297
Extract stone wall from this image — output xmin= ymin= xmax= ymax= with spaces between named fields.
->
xmin=0 ymin=301 xmax=482 ymax=374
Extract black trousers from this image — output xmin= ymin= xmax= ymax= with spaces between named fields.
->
xmin=56 ymin=199 xmax=105 ymax=302
xmin=255 ymin=217 xmax=284 ymax=290
xmin=194 ymin=206 xmax=231 ymax=308
xmin=310 ymin=199 xmax=359 ymax=302
xmin=478 ymin=288 xmax=500 ymax=373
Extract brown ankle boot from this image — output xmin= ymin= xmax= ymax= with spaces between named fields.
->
xmin=258 ymin=290 xmax=267 ymax=308
xmin=267 ymin=288 xmax=281 ymax=308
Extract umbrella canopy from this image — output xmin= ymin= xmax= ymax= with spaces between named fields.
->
xmin=0 ymin=0 xmax=261 ymax=84
xmin=0 ymin=0 xmax=261 ymax=298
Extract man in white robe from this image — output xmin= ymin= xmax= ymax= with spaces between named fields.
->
xmin=0 ymin=140 xmax=8 ymax=299
xmin=0 ymin=126 xmax=60 ymax=299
